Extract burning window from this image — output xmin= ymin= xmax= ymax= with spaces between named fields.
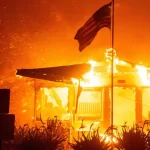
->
xmin=36 ymin=87 xmax=69 ymax=121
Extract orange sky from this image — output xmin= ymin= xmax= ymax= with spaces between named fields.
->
xmin=71 ymin=0 xmax=150 ymax=65
xmin=1 ymin=0 xmax=150 ymax=74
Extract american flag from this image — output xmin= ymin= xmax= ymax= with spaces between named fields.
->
xmin=74 ymin=2 xmax=111 ymax=51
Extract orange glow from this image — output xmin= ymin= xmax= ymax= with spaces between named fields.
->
xmin=31 ymin=117 xmax=34 ymax=121
xmin=28 ymin=82 xmax=31 ymax=85
xmin=22 ymin=102 xmax=27 ymax=106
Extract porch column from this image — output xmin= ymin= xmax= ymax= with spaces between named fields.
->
xmin=34 ymin=87 xmax=42 ymax=121
xmin=68 ymin=85 xmax=76 ymax=144
xmin=68 ymin=85 xmax=76 ymax=114
xmin=103 ymin=86 xmax=111 ymax=129
xmin=135 ymin=87 xmax=142 ymax=123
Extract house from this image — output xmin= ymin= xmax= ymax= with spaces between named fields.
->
xmin=15 ymin=49 xmax=150 ymax=133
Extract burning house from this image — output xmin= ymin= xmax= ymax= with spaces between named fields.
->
xmin=15 ymin=49 xmax=150 ymax=132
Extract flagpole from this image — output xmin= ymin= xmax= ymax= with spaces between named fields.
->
xmin=111 ymin=0 xmax=115 ymax=128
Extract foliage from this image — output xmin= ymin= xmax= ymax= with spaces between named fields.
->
xmin=3 ymin=117 xmax=69 ymax=150
xmin=69 ymin=120 xmax=150 ymax=150
xmin=114 ymin=121 xmax=150 ymax=150
xmin=4 ymin=118 xmax=150 ymax=150
xmin=69 ymin=123 xmax=112 ymax=150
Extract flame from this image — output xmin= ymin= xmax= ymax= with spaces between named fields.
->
xmin=136 ymin=65 xmax=150 ymax=85
xmin=15 ymin=50 xmax=150 ymax=87
xmin=81 ymin=60 xmax=101 ymax=87
xmin=118 ymin=60 xmax=127 ymax=65
xmin=79 ymin=59 xmax=150 ymax=87
xmin=72 ymin=60 xmax=101 ymax=87
xmin=82 ymin=71 xmax=100 ymax=87
xmin=100 ymin=134 xmax=118 ymax=143
xmin=107 ymin=63 xmax=118 ymax=73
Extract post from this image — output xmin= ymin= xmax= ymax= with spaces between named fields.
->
xmin=34 ymin=79 xmax=37 ymax=121
xmin=110 ymin=0 xmax=115 ymax=128
xmin=103 ymin=86 xmax=111 ymax=128
xmin=135 ymin=87 xmax=142 ymax=123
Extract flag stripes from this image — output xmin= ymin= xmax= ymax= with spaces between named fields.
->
xmin=74 ymin=2 xmax=111 ymax=51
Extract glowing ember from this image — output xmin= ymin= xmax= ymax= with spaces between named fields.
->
xmin=16 ymin=75 xmax=23 ymax=79
xmin=22 ymin=109 xmax=27 ymax=113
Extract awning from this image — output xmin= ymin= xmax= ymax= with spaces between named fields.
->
xmin=16 ymin=63 xmax=91 ymax=84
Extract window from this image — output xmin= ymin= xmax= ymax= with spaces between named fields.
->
xmin=36 ymin=87 xmax=69 ymax=121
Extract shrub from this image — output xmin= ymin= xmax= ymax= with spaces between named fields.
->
xmin=115 ymin=121 xmax=150 ymax=150
xmin=3 ymin=117 xmax=69 ymax=150
xmin=69 ymin=121 xmax=150 ymax=150
xmin=69 ymin=123 xmax=112 ymax=150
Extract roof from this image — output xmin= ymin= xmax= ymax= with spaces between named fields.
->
xmin=16 ymin=63 xmax=91 ymax=84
